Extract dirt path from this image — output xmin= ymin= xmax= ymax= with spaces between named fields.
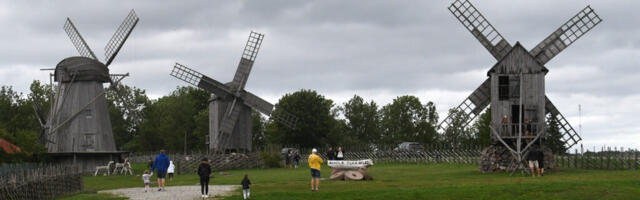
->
xmin=99 ymin=185 xmax=240 ymax=200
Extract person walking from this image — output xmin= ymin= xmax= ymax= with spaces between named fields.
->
xmin=336 ymin=147 xmax=345 ymax=160
xmin=151 ymin=150 xmax=170 ymax=191
xmin=293 ymin=152 xmax=301 ymax=169
xmin=526 ymin=146 xmax=541 ymax=177
xmin=198 ymin=158 xmax=212 ymax=198
xmin=308 ymin=148 xmax=323 ymax=191
xmin=142 ymin=170 xmax=153 ymax=192
xmin=167 ymin=160 xmax=175 ymax=181
xmin=538 ymin=147 xmax=545 ymax=176
xmin=241 ymin=174 xmax=252 ymax=200
xmin=286 ymin=150 xmax=293 ymax=168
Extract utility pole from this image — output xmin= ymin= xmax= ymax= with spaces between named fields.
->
xmin=184 ymin=131 xmax=187 ymax=155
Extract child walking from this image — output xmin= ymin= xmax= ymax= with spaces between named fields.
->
xmin=241 ymin=174 xmax=251 ymax=200
xmin=142 ymin=170 xmax=153 ymax=192
xmin=197 ymin=158 xmax=212 ymax=198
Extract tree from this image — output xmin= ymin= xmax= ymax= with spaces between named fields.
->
xmin=379 ymin=96 xmax=438 ymax=147
xmin=343 ymin=95 xmax=381 ymax=146
xmin=442 ymin=108 xmax=473 ymax=148
xmin=470 ymin=107 xmax=491 ymax=147
xmin=127 ymin=86 xmax=209 ymax=152
xmin=106 ymin=84 xmax=150 ymax=150
xmin=265 ymin=89 xmax=336 ymax=148
xmin=251 ymin=111 xmax=267 ymax=150
xmin=546 ymin=114 xmax=567 ymax=154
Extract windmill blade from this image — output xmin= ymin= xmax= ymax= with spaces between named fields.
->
xmin=64 ymin=18 xmax=97 ymax=60
xmin=241 ymin=91 xmax=274 ymax=115
xmin=545 ymin=96 xmax=582 ymax=149
xmin=269 ymin=105 xmax=298 ymax=129
xmin=448 ymin=0 xmax=512 ymax=60
xmin=530 ymin=6 xmax=602 ymax=65
xmin=229 ymin=31 xmax=265 ymax=92
xmin=170 ymin=63 xmax=233 ymax=99
xmin=104 ymin=9 xmax=139 ymax=66
xmin=219 ymin=98 xmax=243 ymax=136
xmin=438 ymin=78 xmax=491 ymax=131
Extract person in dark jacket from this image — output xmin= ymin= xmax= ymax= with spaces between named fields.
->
xmin=326 ymin=147 xmax=335 ymax=160
xmin=147 ymin=159 xmax=153 ymax=169
xmin=293 ymin=152 xmax=301 ymax=168
xmin=538 ymin=147 xmax=545 ymax=176
xmin=241 ymin=174 xmax=251 ymax=200
xmin=151 ymin=150 xmax=170 ymax=191
xmin=197 ymin=157 xmax=212 ymax=198
xmin=526 ymin=146 xmax=541 ymax=177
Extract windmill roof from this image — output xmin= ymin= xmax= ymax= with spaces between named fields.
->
xmin=55 ymin=56 xmax=110 ymax=83
xmin=487 ymin=42 xmax=548 ymax=76
xmin=0 ymin=138 xmax=22 ymax=154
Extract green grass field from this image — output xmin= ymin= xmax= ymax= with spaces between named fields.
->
xmin=58 ymin=163 xmax=640 ymax=200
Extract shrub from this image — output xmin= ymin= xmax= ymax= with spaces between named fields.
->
xmin=260 ymin=152 xmax=282 ymax=168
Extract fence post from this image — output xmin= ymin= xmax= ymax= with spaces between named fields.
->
xmin=635 ymin=149 xmax=638 ymax=170
xmin=573 ymin=149 xmax=578 ymax=169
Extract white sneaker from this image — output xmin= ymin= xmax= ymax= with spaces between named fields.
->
xmin=205 ymin=194 xmax=209 ymax=198
xmin=201 ymin=194 xmax=205 ymax=198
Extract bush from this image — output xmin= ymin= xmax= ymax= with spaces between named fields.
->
xmin=260 ymin=152 xmax=282 ymax=168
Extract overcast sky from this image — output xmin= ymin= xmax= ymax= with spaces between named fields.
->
xmin=0 ymin=0 xmax=638 ymax=151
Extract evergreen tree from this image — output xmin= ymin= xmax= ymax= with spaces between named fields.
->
xmin=471 ymin=107 xmax=491 ymax=147
xmin=546 ymin=114 xmax=567 ymax=154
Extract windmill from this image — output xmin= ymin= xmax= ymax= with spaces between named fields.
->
xmin=438 ymin=0 xmax=601 ymax=173
xmin=41 ymin=10 xmax=138 ymax=170
xmin=171 ymin=31 xmax=298 ymax=152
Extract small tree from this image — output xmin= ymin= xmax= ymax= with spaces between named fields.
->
xmin=546 ymin=114 xmax=567 ymax=154
xmin=471 ymin=107 xmax=491 ymax=148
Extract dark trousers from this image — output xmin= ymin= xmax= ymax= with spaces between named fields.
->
xmin=200 ymin=176 xmax=210 ymax=194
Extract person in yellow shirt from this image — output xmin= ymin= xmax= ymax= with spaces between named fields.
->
xmin=308 ymin=148 xmax=323 ymax=191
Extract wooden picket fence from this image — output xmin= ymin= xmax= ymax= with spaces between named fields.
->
xmin=126 ymin=146 xmax=640 ymax=172
xmin=128 ymin=152 xmax=263 ymax=174
xmin=0 ymin=164 xmax=83 ymax=200
xmin=554 ymin=148 xmax=640 ymax=170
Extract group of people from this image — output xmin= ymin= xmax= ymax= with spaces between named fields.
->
xmin=501 ymin=114 xmax=535 ymax=136
xmin=143 ymin=150 xmax=254 ymax=199
xmin=526 ymin=146 xmax=546 ymax=177
xmin=284 ymin=150 xmax=301 ymax=168
xmin=143 ymin=150 xmax=174 ymax=192
xmin=326 ymin=146 xmax=345 ymax=160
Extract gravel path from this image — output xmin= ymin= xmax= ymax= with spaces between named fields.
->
xmin=99 ymin=185 xmax=240 ymax=200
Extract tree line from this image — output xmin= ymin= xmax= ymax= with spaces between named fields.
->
xmin=0 ymin=81 xmax=567 ymax=163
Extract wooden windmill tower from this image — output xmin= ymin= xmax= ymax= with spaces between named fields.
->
xmin=43 ymin=10 xmax=138 ymax=170
xmin=171 ymin=31 xmax=298 ymax=152
xmin=438 ymin=0 xmax=601 ymax=172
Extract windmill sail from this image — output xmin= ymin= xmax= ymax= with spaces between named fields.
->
xmin=64 ymin=18 xmax=97 ymax=60
xmin=545 ymin=96 xmax=582 ymax=149
xmin=104 ymin=9 xmax=139 ymax=66
xmin=448 ymin=0 xmax=511 ymax=60
xmin=229 ymin=31 xmax=264 ymax=91
xmin=170 ymin=63 xmax=233 ymax=99
xmin=530 ymin=6 xmax=602 ymax=65
xmin=438 ymin=78 xmax=491 ymax=131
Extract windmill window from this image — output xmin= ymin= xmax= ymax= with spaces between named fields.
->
xmin=498 ymin=76 xmax=509 ymax=100
xmin=509 ymin=76 xmax=520 ymax=99
xmin=83 ymin=109 xmax=93 ymax=119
